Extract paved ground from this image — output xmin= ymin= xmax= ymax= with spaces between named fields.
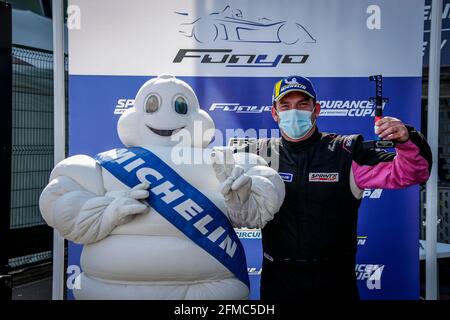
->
xmin=12 ymin=276 xmax=52 ymax=300
xmin=10 ymin=262 xmax=53 ymax=300
xmin=8 ymin=260 xmax=450 ymax=300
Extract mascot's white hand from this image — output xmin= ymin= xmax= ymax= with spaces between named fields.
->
xmin=211 ymin=148 xmax=283 ymax=229
xmin=67 ymin=182 xmax=149 ymax=244
xmin=103 ymin=182 xmax=150 ymax=222
xmin=41 ymin=175 xmax=151 ymax=244
xmin=211 ymin=148 xmax=252 ymax=208
xmin=105 ymin=182 xmax=150 ymax=203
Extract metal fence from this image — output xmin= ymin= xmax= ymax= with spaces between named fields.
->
xmin=419 ymin=97 xmax=450 ymax=244
xmin=421 ymin=187 xmax=450 ymax=244
xmin=8 ymin=45 xmax=68 ymax=270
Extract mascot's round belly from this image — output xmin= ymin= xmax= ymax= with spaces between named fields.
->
xmin=79 ymin=145 xmax=235 ymax=283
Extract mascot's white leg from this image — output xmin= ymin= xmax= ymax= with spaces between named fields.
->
xmin=74 ymin=273 xmax=248 ymax=300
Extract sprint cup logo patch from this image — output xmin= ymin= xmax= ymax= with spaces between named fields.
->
xmin=309 ymin=172 xmax=339 ymax=183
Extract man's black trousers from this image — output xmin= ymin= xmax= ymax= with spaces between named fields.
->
xmin=260 ymin=257 xmax=360 ymax=300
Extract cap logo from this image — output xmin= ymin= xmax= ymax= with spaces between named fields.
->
xmin=281 ymin=83 xmax=307 ymax=92
xmin=285 ymin=78 xmax=299 ymax=85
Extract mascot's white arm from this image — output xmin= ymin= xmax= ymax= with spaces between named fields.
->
xmin=39 ymin=155 xmax=149 ymax=245
xmin=211 ymin=148 xmax=285 ymax=229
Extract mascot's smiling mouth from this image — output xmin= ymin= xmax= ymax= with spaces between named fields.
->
xmin=146 ymin=125 xmax=185 ymax=137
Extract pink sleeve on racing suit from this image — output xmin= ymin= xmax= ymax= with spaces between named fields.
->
xmin=351 ymin=140 xmax=430 ymax=189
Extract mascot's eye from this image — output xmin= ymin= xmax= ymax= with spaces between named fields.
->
xmin=145 ymin=95 xmax=159 ymax=113
xmin=174 ymin=96 xmax=188 ymax=115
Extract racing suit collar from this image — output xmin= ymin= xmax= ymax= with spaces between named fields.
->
xmin=281 ymin=126 xmax=321 ymax=152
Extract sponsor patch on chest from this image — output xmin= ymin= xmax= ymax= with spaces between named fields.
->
xmin=309 ymin=172 xmax=339 ymax=182
xmin=279 ymin=172 xmax=293 ymax=183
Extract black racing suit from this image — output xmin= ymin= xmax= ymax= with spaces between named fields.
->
xmin=241 ymin=126 xmax=431 ymax=300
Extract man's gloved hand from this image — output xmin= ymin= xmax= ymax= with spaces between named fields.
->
xmin=211 ymin=148 xmax=284 ymax=229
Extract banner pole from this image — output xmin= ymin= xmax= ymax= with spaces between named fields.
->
xmin=52 ymin=0 xmax=66 ymax=300
xmin=426 ymin=0 xmax=442 ymax=301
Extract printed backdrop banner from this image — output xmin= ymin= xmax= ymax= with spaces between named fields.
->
xmin=423 ymin=0 xmax=450 ymax=66
xmin=67 ymin=0 xmax=425 ymax=299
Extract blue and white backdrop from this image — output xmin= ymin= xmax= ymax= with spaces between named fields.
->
xmin=66 ymin=0 xmax=425 ymax=299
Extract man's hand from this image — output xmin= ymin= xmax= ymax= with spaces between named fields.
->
xmin=375 ymin=117 xmax=409 ymax=142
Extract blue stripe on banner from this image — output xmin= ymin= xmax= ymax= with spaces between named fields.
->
xmin=95 ymin=146 xmax=250 ymax=288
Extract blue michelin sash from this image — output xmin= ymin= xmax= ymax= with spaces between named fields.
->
xmin=95 ymin=147 xmax=249 ymax=288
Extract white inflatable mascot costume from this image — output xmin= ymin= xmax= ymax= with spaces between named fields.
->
xmin=39 ymin=74 xmax=285 ymax=299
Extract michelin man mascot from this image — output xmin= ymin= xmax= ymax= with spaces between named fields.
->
xmin=39 ymin=74 xmax=285 ymax=299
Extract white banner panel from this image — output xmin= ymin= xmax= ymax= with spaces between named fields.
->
xmin=68 ymin=0 xmax=424 ymax=77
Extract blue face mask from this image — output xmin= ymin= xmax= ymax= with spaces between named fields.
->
xmin=278 ymin=108 xmax=315 ymax=139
